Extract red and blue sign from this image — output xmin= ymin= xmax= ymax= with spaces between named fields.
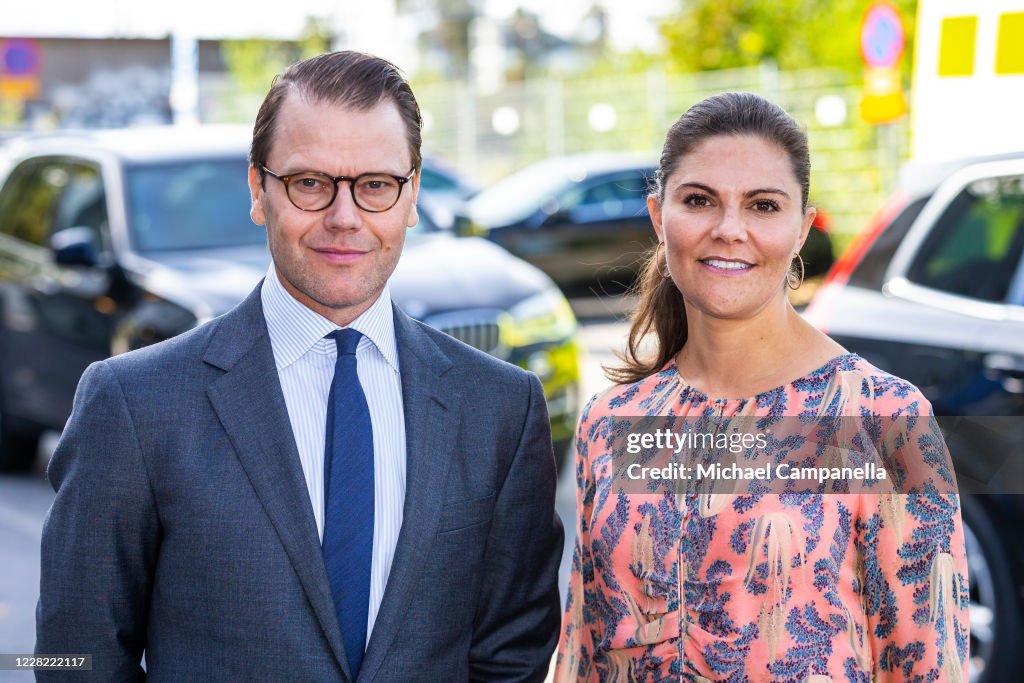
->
xmin=0 ymin=38 xmax=42 ymax=101
xmin=860 ymin=2 xmax=906 ymax=69
xmin=0 ymin=38 xmax=42 ymax=76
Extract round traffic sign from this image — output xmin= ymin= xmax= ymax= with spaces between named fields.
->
xmin=0 ymin=39 xmax=42 ymax=76
xmin=860 ymin=2 xmax=905 ymax=69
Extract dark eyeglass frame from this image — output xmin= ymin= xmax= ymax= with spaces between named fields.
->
xmin=260 ymin=165 xmax=417 ymax=213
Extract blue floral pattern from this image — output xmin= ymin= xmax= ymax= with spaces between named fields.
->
xmin=554 ymin=355 xmax=969 ymax=682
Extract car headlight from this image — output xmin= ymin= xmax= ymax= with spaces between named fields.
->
xmin=498 ymin=287 xmax=577 ymax=348
xmin=454 ymin=215 xmax=488 ymax=237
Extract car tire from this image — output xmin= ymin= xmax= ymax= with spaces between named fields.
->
xmin=961 ymin=494 xmax=1022 ymax=683
xmin=0 ymin=407 xmax=40 ymax=472
xmin=0 ymin=364 xmax=40 ymax=472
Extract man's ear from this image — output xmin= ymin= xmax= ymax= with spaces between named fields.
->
xmin=248 ymin=166 xmax=266 ymax=226
xmin=405 ymin=169 xmax=421 ymax=229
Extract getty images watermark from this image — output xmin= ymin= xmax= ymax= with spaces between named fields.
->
xmin=604 ymin=416 xmax=978 ymax=495
xmin=624 ymin=426 xmax=887 ymax=484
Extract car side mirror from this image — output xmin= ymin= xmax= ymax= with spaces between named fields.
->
xmin=51 ymin=226 xmax=100 ymax=267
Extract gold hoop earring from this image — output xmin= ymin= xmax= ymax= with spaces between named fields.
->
xmin=787 ymin=253 xmax=805 ymax=290
xmin=656 ymin=241 xmax=671 ymax=278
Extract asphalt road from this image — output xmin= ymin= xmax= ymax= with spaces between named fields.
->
xmin=0 ymin=444 xmax=57 ymax=678
xmin=0 ymin=313 xmax=629 ymax=678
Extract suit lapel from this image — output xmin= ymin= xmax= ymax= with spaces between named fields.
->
xmin=202 ymin=287 xmax=351 ymax=680
xmin=359 ymin=307 xmax=455 ymax=682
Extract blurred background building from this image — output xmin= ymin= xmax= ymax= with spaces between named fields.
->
xmin=4 ymin=6 xmax=1024 ymax=680
xmin=0 ymin=0 xmax=965 ymax=246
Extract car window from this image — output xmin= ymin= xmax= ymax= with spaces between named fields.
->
xmin=0 ymin=158 xmax=66 ymax=247
xmin=847 ymin=196 xmax=930 ymax=289
xmin=125 ymin=158 xmax=264 ymax=251
xmin=0 ymin=157 xmax=106 ymax=251
xmin=579 ymin=174 xmax=650 ymax=205
xmin=54 ymin=163 xmax=107 ymax=239
xmin=906 ymin=174 xmax=1024 ymax=303
xmin=420 ymin=167 xmax=458 ymax=193
xmin=560 ymin=172 xmax=651 ymax=216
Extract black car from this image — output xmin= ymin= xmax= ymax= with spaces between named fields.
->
xmin=805 ymin=151 xmax=1024 ymax=683
xmin=461 ymin=153 xmax=657 ymax=294
xmin=0 ymin=126 xmax=581 ymax=471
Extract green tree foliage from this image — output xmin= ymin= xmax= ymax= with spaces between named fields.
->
xmin=398 ymin=0 xmax=478 ymax=79
xmin=220 ymin=17 xmax=332 ymax=95
xmin=659 ymin=0 xmax=917 ymax=77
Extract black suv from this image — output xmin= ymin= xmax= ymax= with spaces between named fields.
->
xmin=805 ymin=152 xmax=1024 ymax=683
xmin=0 ymin=127 xmax=581 ymax=471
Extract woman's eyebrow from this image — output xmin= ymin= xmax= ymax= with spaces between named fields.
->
xmin=745 ymin=188 xmax=790 ymax=199
xmin=673 ymin=182 xmax=790 ymax=200
xmin=674 ymin=181 xmax=717 ymax=195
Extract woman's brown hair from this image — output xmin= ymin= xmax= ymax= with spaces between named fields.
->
xmin=607 ymin=92 xmax=811 ymax=385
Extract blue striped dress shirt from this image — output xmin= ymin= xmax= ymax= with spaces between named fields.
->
xmin=260 ymin=266 xmax=406 ymax=644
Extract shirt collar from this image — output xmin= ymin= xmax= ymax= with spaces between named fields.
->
xmin=261 ymin=265 xmax=399 ymax=373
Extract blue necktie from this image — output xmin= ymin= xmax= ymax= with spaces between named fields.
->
xmin=322 ymin=328 xmax=374 ymax=679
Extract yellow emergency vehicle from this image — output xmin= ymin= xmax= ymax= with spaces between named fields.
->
xmin=912 ymin=0 xmax=1024 ymax=162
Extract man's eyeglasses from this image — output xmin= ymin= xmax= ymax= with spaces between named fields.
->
xmin=261 ymin=166 xmax=416 ymax=213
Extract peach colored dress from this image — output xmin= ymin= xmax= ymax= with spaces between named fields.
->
xmin=555 ymin=354 xmax=969 ymax=682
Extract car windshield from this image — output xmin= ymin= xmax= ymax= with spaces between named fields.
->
xmin=468 ymin=159 xmax=580 ymax=226
xmin=125 ymin=157 xmax=264 ymax=252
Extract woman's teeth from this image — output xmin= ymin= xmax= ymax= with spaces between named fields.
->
xmin=703 ymin=259 xmax=751 ymax=270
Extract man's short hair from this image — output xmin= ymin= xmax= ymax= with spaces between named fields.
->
xmin=249 ymin=50 xmax=422 ymax=177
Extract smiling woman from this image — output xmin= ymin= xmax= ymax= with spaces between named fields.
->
xmin=554 ymin=92 xmax=970 ymax=682
xmin=653 ymin=133 xmax=814 ymax=330
xmin=610 ymin=92 xmax=824 ymax=389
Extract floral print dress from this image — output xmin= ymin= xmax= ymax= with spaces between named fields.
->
xmin=554 ymin=354 xmax=969 ymax=682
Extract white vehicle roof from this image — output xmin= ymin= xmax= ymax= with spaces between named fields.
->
xmin=5 ymin=124 xmax=252 ymax=164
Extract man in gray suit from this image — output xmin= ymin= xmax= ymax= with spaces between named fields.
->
xmin=36 ymin=51 xmax=563 ymax=682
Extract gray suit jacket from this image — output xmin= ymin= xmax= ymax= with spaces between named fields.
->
xmin=36 ymin=285 xmax=564 ymax=682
